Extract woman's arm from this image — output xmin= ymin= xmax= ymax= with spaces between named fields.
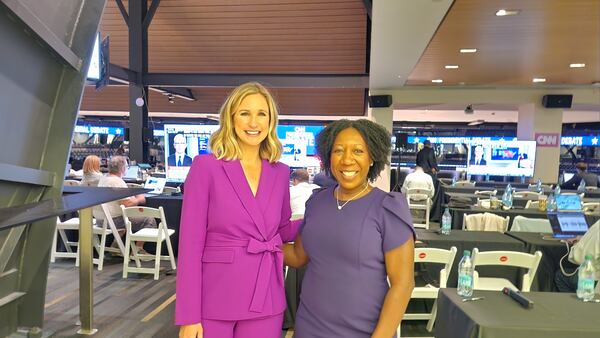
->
xmin=283 ymin=234 xmax=309 ymax=268
xmin=371 ymin=238 xmax=415 ymax=338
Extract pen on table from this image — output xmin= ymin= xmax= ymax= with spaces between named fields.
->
xmin=462 ymin=297 xmax=485 ymax=302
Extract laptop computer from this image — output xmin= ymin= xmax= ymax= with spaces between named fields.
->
xmin=144 ymin=176 xmax=167 ymax=195
xmin=548 ymin=194 xmax=588 ymax=239
xmin=123 ymin=165 xmax=139 ymax=179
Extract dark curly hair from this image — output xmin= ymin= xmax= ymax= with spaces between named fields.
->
xmin=316 ymin=119 xmax=391 ymax=182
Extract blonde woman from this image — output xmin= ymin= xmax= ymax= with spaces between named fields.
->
xmin=79 ymin=155 xmax=103 ymax=187
xmin=177 ymin=82 xmax=299 ymax=338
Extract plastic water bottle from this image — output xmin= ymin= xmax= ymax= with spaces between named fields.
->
xmin=554 ymin=184 xmax=561 ymax=196
xmin=577 ymin=255 xmax=595 ymax=301
xmin=546 ymin=193 xmax=556 ymax=212
xmin=441 ymin=208 xmax=452 ymax=235
xmin=506 ymin=183 xmax=512 ymax=193
xmin=577 ymin=179 xmax=586 ymax=194
xmin=452 ymin=176 xmax=457 ymax=186
xmin=501 ymin=189 xmax=509 ymax=207
xmin=536 ymin=179 xmax=543 ymax=193
xmin=503 ymin=188 xmax=513 ymax=209
xmin=457 ymin=250 xmax=474 ymax=297
xmin=558 ymin=174 xmax=564 ymax=186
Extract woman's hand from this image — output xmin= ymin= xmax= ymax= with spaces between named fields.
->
xmin=179 ymin=323 xmax=203 ymax=338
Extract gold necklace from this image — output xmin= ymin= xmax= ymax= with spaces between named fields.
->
xmin=336 ymin=184 xmax=370 ymax=210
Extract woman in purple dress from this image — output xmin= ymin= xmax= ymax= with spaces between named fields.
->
xmin=284 ymin=119 xmax=415 ymax=338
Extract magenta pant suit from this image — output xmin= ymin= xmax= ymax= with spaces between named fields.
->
xmin=175 ymin=154 xmax=298 ymax=337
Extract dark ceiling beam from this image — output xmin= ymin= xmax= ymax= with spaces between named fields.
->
xmin=115 ymin=0 xmax=129 ymax=26
xmin=108 ymin=63 xmax=195 ymax=100
xmin=144 ymin=73 xmax=370 ymax=88
xmin=362 ymin=0 xmax=372 ymax=19
xmin=143 ymin=0 xmax=161 ymax=30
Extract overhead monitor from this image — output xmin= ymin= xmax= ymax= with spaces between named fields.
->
xmin=86 ymin=33 xmax=100 ymax=80
xmin=466 ymin=140 xmax=537 ymax=177
xmin=164 ymin=124 xmax=219 ymax=182
xmin=277 ymin=125 xmax=323 ymax=167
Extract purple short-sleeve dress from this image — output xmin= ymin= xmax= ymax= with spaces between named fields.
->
xmin=295 ymin=187 xmax=415 ymax=338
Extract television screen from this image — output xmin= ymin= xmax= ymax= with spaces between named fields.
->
xmin=466 ymin=140 xmax=537 ymax=177
xmin=164 ymin=124 xmax=219 ymax=182
xmin=164 ymin=124 xmax=325 ymax=181
xmin=86 ymin=33 xmax=100 ymax=80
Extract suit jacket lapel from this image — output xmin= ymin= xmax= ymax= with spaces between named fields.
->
xmin=222 ymin=160 xmax=268 ymax=239
xmin=257 ymin=161 xmax=279 ymax=216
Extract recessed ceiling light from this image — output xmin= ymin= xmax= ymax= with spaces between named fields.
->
xmin=496 ymin=9 xmax=520 ymax=16
xmin=532 ymin=78 xmax=546 ymax=83
xmin=397 ymin=75 xmax=403 ymax=78
xmin=460 ymin=48 xmax=477 ymax=53
xmin=570 ymin=63 xmax=586 ymax=68
xmin=468 ymin=120 xmax=485 ymax=126
xmin=445 ymin=65 xmax=459 ymax=69
xmin=431 ymin=79 xmax=443 ymax=83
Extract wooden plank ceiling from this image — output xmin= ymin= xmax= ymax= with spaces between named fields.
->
xmin=408 ymin=0 xmax=600 ymax=86
xmin=82 ymin=0 xmax=368 ymax=116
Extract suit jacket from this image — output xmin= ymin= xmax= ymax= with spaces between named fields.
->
xmin=416 ymin=147 xmax=438 ymax=173
xmin=469 ymin=158 xmax=487 ymax=165
xmin=175 ymin=154 xmax=299 ymax=325
xmin=168 ymin=154 xmax=193 ymax=167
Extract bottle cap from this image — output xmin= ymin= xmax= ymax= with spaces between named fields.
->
xmin=463 ymin=250 xmax=471 ymax=257
xmin=585 ymin=254 xmax=593 ymax=260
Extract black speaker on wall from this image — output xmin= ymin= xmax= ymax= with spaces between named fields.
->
xmin=542 ymin=94 xmax=573 ymax=108
xmin=368 ymin=95 xmax=393 ymax=108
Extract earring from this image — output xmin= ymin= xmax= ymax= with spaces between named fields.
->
xmin=370 ymin=162 xmax=374 ymax=167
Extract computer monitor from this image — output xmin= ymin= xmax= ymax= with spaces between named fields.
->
xmin=548 ymin=212 xmax=589 ymax=239
xmin=144 ymin=177 xmax=167 ymax=194
xmin=123 ymin=165 xmax=139 ymax=179
xmin=556 ymin=194 xmax=582 ymax=211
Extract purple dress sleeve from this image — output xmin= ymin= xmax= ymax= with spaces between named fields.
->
xmin=380 ymin=192 xmax=416 ymax=252
xmin=175 ymin=155 xmax=211 ymax=325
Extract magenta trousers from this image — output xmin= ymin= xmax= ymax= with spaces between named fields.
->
xmin=202 ymin=313 xmax=284 ymax=338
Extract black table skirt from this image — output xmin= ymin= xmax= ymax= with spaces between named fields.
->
xmin=436 ymin=289 xmax=600 ymax=338
xmin=145 ymin=195 xmax=183 ymax=256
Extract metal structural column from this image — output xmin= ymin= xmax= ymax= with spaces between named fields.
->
xmin=128 ymin=0 xmax=151 ymax=163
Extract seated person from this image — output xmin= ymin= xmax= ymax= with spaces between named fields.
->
xmin=561 ymin=162 xmax=599 ymax=190
xmin=93 ymin=156 xmax=157 ymax=255
xmin=554 ymin=220 xmax=600 ymax=292
xmin=79 ymin=155 xmax=103 ymax=187
xmin=401 ymin=165 xmax=435 ymax=199
xmin=289 ymin=169 xmax=319 ymax=216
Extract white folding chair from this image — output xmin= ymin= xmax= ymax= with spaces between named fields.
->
xmin=474 ymin=190 xmax=497 ymax=198
xmin=126 ymin=182 xmax=143 ymax=188
xmin=472 ymin=248 xmax=542 ymax=292
xmin=63 ymin=179 xmax=80 ymax=186
xmin=476 ymin=198 xmax=491 ymax=209
xmin=513 ymin=191 xmax=542 ymax=200
xmin=462 ymin=213 xmax=510 ymax=232
xmin=510 ymin=215 xmax=552 ymax=233
xmin=51 ymin=217 xmax=81 ymax=262
xmin=524 ymin=200 xmax=540 ymax=209
xmin=405 ymin=188 xmax=433 ymax=229
xmin=454 ymin=181 xmax=475 ymax=188
xmin=527 ymin=184 xmax=552 ymax=191
xmin=121 ymin=205 xmax=176 ymax=280
xmin=395 ymin=246 xmax=457 ymax=336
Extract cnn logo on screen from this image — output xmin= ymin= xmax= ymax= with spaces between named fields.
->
xmin=535 ymin=133 xmax=559 ymax=147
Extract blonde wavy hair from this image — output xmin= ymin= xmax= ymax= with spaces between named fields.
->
xmin=209 ymin=82 xmax=282 ymax=162
xmin=82 ymin=155 xmax=101 ymax=175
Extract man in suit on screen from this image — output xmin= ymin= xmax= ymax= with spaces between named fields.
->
xmin=168 ymin=133 xmax=193 ymax=167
